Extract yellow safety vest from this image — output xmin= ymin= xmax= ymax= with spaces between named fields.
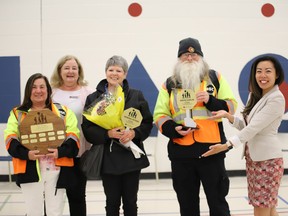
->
xmin=4 ymin=103 xmax=80 ymax=174
xmin=154 ymin=73 xmax=237 ymax=146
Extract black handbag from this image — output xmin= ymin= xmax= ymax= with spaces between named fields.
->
xmin=102 ymin=140 xmax=150 ymax=175
xmin=80 ymin=144 xmax=104 ymax=180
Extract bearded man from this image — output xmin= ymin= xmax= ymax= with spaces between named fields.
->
xmin=153 ymin=37 xmax=237 ymax=216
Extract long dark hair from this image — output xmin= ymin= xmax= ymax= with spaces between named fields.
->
xmin=242 ymin=55 xmax=284 ymax=118
xmin=18 ymin=73 xmax=52 ymax=111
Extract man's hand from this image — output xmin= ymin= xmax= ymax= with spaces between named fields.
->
xmin=175 ymin=125 xmax=193 ymax=136
xmin=196 ymin=91 xmax=209 ymax=103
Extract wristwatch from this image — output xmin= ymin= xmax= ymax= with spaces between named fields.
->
xmin=226 ymin=141 xmax=233 ymax=150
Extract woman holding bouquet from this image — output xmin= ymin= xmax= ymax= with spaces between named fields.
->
xmin=82 ymin=55 xmax=153 ymax=216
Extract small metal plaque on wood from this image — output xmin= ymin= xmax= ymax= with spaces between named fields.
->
xmin=19 ymin=109 xmax=66 ymax=154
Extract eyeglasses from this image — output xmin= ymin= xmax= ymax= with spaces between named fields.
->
xmin=182 ymin=52 xmax=198 ymax=58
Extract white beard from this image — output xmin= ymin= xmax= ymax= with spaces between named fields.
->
xmin=173 ymin=59 xmax=207 ymax=92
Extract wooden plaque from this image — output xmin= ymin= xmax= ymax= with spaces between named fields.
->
xmin=19 ymin=109 xmax=66 ymax=154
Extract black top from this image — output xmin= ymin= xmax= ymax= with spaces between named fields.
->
xmin=81 ymin=79 xmax=153 ymax=174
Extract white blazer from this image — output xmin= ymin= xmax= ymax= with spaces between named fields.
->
xmin=229 ymin=85 xmax=285 ymax=161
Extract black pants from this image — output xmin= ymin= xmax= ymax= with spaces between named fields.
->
xmin=171 ymin=156 xmax=230 ymax=216
xmin=102 ymin=170 xmax=141 ymax=216
xmin=66 ymin=157 xmax=87 ymax=216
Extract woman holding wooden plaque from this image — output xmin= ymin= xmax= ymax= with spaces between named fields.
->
xmin=4 ymin=73 xmax=80 ymax=216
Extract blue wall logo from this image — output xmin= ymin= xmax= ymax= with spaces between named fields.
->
xmin=127 ymin=55 xmax=159 ymax=136
xmin=238 ymin=53 xmax=288 ymax=132
xmin=0 ymin=56 xmax=21 ymax=123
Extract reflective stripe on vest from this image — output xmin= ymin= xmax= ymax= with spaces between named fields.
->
xmin=169 ymin=80 xmax=221 ymax=145
xmin=11 ymin=104 xmax=74 ymax=174
xmin=155 ymin=116 xmax=172 ymax=130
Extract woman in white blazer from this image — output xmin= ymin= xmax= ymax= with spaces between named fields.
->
xmin=202 ymin=55 xmax=285 ymax=216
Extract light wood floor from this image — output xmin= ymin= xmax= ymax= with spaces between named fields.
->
xmin=0 ymin=175 xmax=287 ymax=216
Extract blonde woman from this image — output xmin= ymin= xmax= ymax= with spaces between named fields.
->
xmin=51 ymin=55 xmax=93 ymax=216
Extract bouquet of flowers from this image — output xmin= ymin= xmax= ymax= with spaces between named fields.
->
xmin=83 ymin=85 xmax=125 ymax=129
xmin=83 ymin=85 xmax=145 ymax=158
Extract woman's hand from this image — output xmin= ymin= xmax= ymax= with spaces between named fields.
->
xmin=108 ymin=127 xmax=124 ymax=139
xmin=201 ymin=143 xmax=228 ymax=157
xmin=209 ymin=110 xmax=228 ymax=120
xmin=28 ymin=150 xmax=44 ymax=160
xmin=119 ymin=129 xmax=135 ymax=144
xmin=209 ymin=110 xmax=234 ymax=124
xmin=46 ymin=148 xmax=59 ymax=159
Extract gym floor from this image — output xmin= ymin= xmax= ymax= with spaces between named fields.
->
xmin=0 ymin=175 xmax=288 ymax=216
